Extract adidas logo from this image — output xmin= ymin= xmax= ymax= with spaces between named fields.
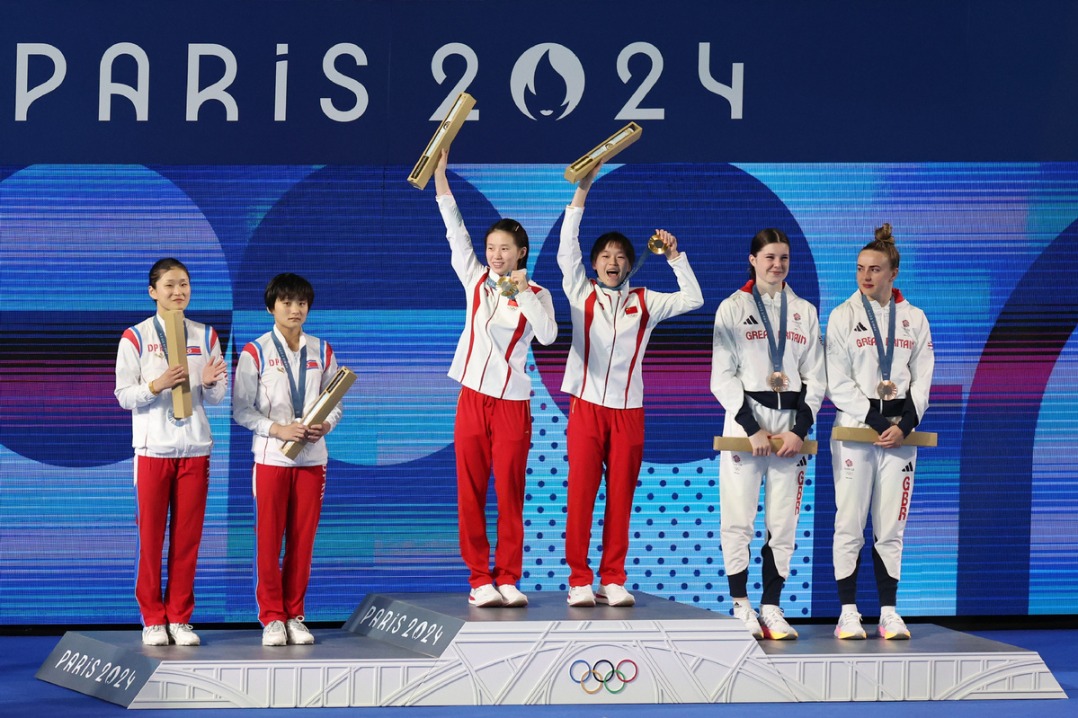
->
xmin=902 ymin=462 xmax=914 ymax=473
xmin=797 ymin=457 xmax=808 ymax=468
xmin=744 ymin=316 xmax=760 ymax=326
xmin=854 ymin=322 xmax=868 ymax=332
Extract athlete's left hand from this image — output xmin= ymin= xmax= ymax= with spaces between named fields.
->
xmin=202 ymin=356 xmax=227 ymax=387
xmin=305 ymin=423 xmax=327 ymax=441
xmin=874 ymin=425 xmax=905 ymax=448
xmin=773 ymin=431 xmax=804 ymax=458
xmin=511 ymin=269 xmax=529 ymax=293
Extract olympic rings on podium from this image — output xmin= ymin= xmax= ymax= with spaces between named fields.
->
xmin=568 ymin=658 xmax=639 ymax=694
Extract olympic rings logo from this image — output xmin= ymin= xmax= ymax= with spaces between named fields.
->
xmin=567 ymin=658 xmax=639 ymax=694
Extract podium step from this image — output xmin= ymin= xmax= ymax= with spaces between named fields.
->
xmin=36 ymin=592 xmax=1066 ymax=708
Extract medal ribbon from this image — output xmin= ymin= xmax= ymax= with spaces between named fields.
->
xmin=271 ymin=333 xmax=308 ymax=420
xmin=152 ymin=316 xmax=188 ymax=363
xmin=751 ymin=285 xmax=788 ymax=377
xmin=861 ymin=292 xmax=896 ymax=384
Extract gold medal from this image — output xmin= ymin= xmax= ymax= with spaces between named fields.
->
xmin=768 ymin=371 xmax=790 ymax=392
xmin=647 ymin=233 xmax=666 ymax=255
xmin=496 ymin=275 xmax=520 ymax=299
xmin=877 ymin=380 xmax=898 ymax=400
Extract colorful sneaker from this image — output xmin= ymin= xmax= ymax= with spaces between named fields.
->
xmin=877 ymin=612 xmax=911 ymax=640
xmin=497 ymin=584 xmax=529 ymax=607
xmin=286 ymin=617 xmax=315 ymax=645
xmin=759 ymin=605 xmax=798 ymax=640
xmin=597 ymin=584 xmax=636 ymax=607
xmin=142 ymin=624 xmax=169 ymax=646
xmin=732 ymin=602 xmax=763 ymax=639
xmin=262 ymin=620 xmax=287 ymax=647
xmin=567 ymin=585 xmax=596 ymax=607
xmin=167 ymin=623 xmax=200 ymax=646
xmin=834 ymin=609 xmax=867 ymax=640
xmin=468 ymin=584 xmax=504 ymax=607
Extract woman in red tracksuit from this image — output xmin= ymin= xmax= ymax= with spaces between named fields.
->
xmin=115 ymin=257 xmax=227 ymax=647
xmin=434 ymin=150 xmax=558 ymax=608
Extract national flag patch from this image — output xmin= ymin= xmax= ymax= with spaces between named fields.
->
xmin=306 ymin=360 xmax=320 ymax=369
xmin=625 ymin=306 xmax=638 ymax=314
xmin=186 ymin=347 xmax=202 ymax=356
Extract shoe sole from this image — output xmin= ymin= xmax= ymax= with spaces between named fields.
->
xmin=878 ymin=630 xmax=910 ymax=640
xmin=761 ymin=628 xmax=797 ymax=640
xmin=596 ymin=596 xmax=636 ymax=607
xmin=835 ymin=631 xmax=867 ymax=639
xmin=469 ymin=598 xmax=504 ymax=608
xmin=500 ymin=597 xmax=528 ymax=607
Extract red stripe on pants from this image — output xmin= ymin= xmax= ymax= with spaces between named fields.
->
xmin=454 ymin=386 xmax=530 ymax=589
xmin=254 ymin=463 xmax=326 ymax=625
xmin=134 ymin=455 xmax=209 ymax=626
xmin=565 ymin=397 xmax=644 ymax=587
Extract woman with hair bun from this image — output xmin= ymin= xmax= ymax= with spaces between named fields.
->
xmin=433 ymin=149 xmax=558 ymax=608
xmin=711 ymin=229 xmax=826 ymax=640
xmin=826 ymin=223 xmax=935 ymax=640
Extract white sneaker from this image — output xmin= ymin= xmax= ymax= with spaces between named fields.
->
xmin=597 ymin=584 xmax=636 ymax=607
xmin=142 ymin=624 xmax=169 ymax=646
xmin=286 ymin=617 xmax=315 ymax=645
xmin=497 ymin=584 xmax=529 ymax=607
xmin=167 ymin=623 xmax=200 ymax=646
xmin=877 ymin=611 xmax=911 ymax=640
xmin=262 ymin=620 xmax=287 ymax=646
xmin=732 ymin=602 xmax=764 ymax=639
xmin=758 ymin=605 xmax=798 ymax=640
xmin=567 ymin=585 xmax=596 ymax=607
xmin=468 ymin=584 xmax=504 ymax=607
xmin=835 ymin=609 xmax=867 ymax=640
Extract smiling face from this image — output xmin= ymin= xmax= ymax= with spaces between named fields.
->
xmin=857 ymin=249 xmax=899 ymax=304
xmin=148 ymin=267 xmax=190 ymax=313
xmin=749 ymin=242 xmax=790 ymax=290
xmin=486 ymin=229 xmax=527 ymax=277
xmin=592 ymin=238 xmax=633 ymax=288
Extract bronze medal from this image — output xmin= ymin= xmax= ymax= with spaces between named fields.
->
xmin=877 ymin=380 xmax=898 ymax=400
xmin=768 ymin=371 xmax=790 ymax=392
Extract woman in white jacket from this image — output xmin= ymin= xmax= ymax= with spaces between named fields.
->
xmin=826 ymin=224 xmax=934 ymax=641
xmin=711 ymin=229 xmax=825 ymax=640
xmin=114 ymin=258 xmax=227 ymax=647
xmin=433 ymin=150 xmax=558 ymax=608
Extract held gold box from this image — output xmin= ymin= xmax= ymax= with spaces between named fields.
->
xmin=713 ymin=437 xmax=818 ymax=455
xmin=831 ymin=427 xmax=938 ymax=447
xmin=281 ymin=367 xmax=357 ymax=460
xmin=162 ymin=309 xmax=192 ymax=419
xmin=564 ymin=122 xmax=643 ymax=183
xmin=407 ymin=93 xmax=476 ymax=190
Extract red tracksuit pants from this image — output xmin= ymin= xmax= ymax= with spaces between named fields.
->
xmin=253 ymin=463 xmax=326 ymax=625
xmin=454 ymin=386 xmax=530 ymax=589
xmin=134 ymin=455 xmax=209 ymax=626
xmin=565 ymin=397 xmax=645 ymax=587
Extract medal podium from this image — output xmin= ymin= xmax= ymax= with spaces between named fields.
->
xmin=37 ymin=592 xmax=1064 ymax=709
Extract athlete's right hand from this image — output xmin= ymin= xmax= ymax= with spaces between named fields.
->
xmin=153 ymin=365 xmax=188 ymax=391
xmin=748 ymin=429 xmax=772 ymax=457
xmin=271 ymin=421 xmax=309 ymax=442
